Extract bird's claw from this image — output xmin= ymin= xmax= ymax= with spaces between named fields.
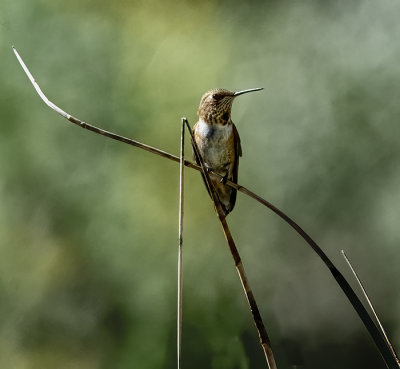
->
xmin=220 ymin=174 xmax=228 ymax=184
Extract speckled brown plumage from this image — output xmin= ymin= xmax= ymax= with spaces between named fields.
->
xmin=193 ymin=87 xmax=262 ymax=215
xmin=193 ymin=88 xmax=242 ymax=215
xmin=197 ymin=88 xmax=235 ymax=126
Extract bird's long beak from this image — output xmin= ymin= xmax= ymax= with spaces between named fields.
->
xmin=234 ymin=87 xmax=263 ymax=96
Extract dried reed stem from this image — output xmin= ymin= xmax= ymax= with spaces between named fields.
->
xmin=342 ymin=251 xmax=400 ymax=367
xmin=13 ymin=46 xmax=399 ymax=369
xmin=185 ymin=119 xmax=277 ymax=368
xmin=177 ymin=118 xmax=185 ymax=369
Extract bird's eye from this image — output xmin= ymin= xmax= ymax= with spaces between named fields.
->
xmin=212 ymin=93 xmax=224 ymax=101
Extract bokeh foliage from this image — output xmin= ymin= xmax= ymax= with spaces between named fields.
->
xmin=1 ymin=0 xmax=399 ymax=368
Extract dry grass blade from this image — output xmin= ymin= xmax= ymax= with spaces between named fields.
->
xmin=177 ymin=119 xmax=185 ymax=369
xmin=184 ymin=119 xmax=277 ymax=369
xmin=341 ymin=250 xmax=400 ymax=367
xmin=13 ymin=46 xmax=399 ymax=368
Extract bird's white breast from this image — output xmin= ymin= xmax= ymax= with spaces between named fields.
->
xmin=195 ymin=119 xmax=234 ymax=173
xmin=196 ymin=119 xmax=233 ymax=141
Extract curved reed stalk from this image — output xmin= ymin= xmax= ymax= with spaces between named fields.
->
xmin=13 ymin=46 xmax=399 ymax=369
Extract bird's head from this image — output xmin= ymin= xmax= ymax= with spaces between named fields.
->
xmin=197 ymin=87 xmax=263 ymax=125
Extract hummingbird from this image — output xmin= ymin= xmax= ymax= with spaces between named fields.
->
xmin=192 ymin=87 xmax=263 ymax=216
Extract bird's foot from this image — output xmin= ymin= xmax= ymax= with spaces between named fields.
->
xmin=220 ymin=173 xmax=228 ymax=184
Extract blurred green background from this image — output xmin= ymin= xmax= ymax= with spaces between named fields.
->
xmin=1 ymin=0 xmax=399 ymax=368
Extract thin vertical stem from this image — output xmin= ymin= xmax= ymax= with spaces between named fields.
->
xmin=341 ymin=251 xmax=400 ymax=367
xmin=177 ymin=118 xmax=185 ymax=369
xmin=185 ymin=119 xmax=277 ymax=369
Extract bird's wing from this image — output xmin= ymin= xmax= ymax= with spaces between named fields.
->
xmin=226 ymin=123 xmax=241 ymax=214
xmin=233 ymin=123 xmax=242 ymax=157
xmin=232 ymin=123 xmax=241 ymax=185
